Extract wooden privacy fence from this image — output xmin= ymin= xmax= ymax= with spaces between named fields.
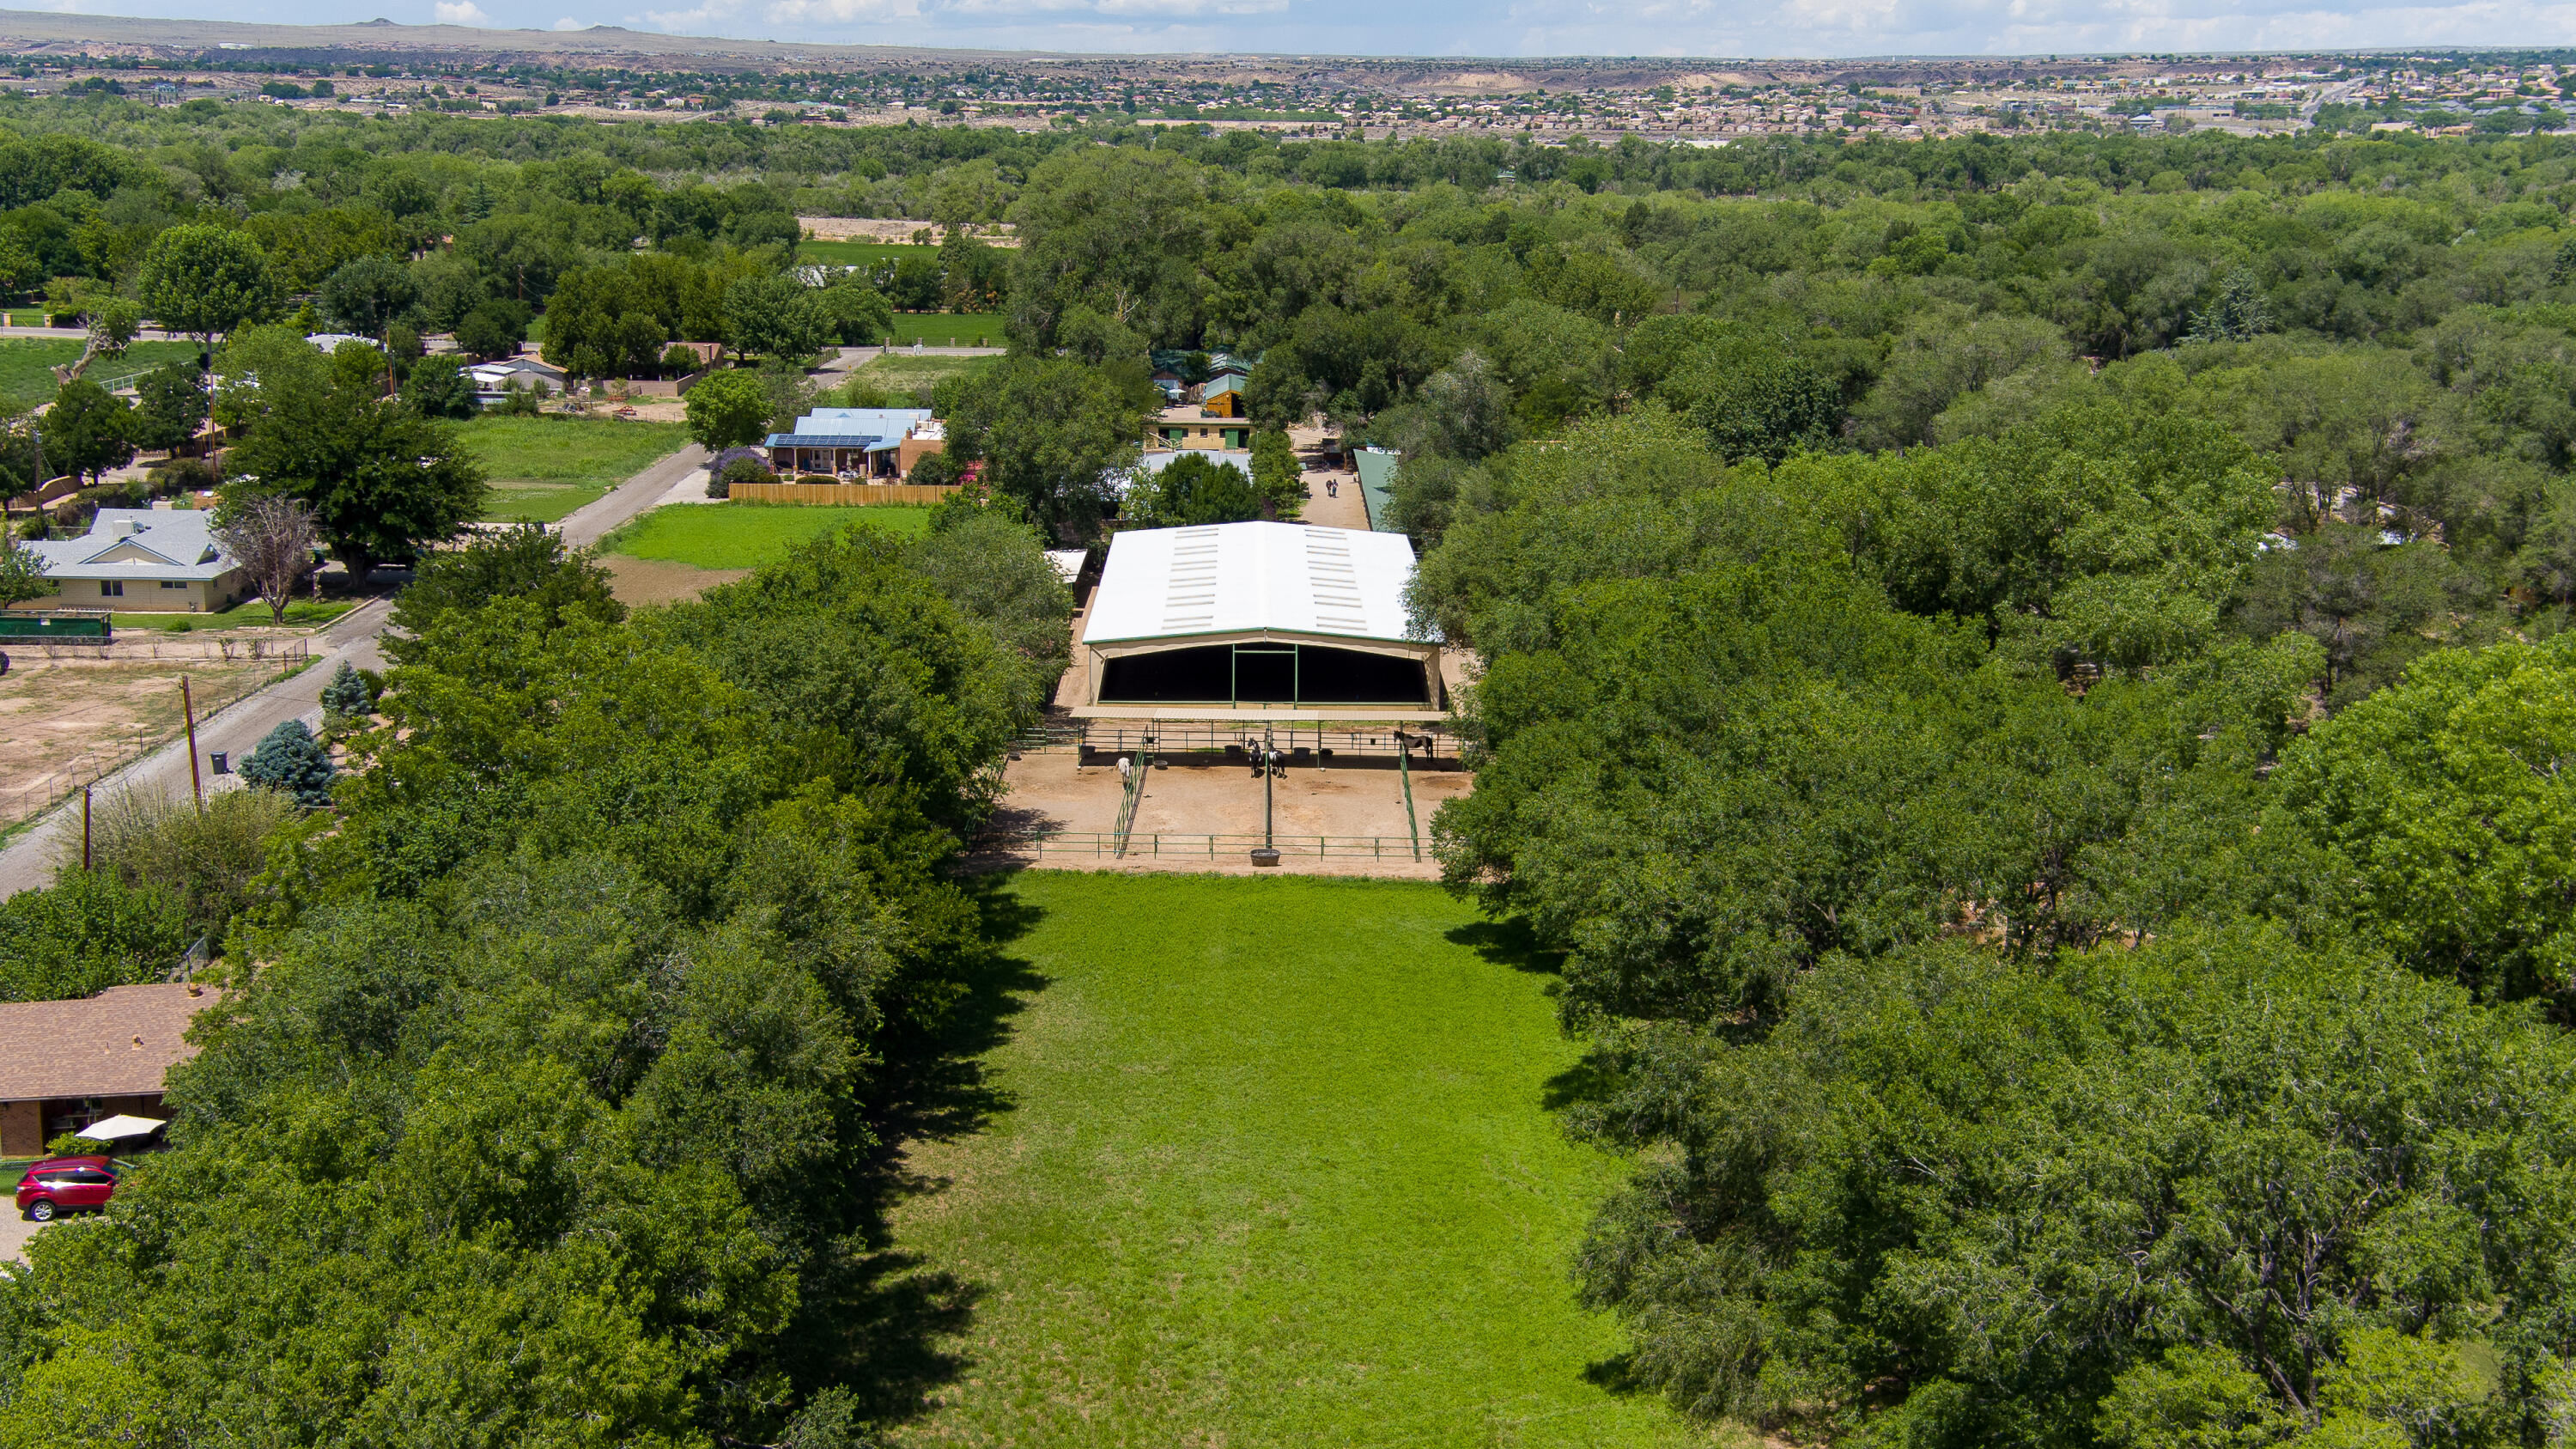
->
xmin=728 ymin=482 xmax=960 ymax=506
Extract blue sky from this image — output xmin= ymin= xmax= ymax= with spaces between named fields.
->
xmin=64 ymin=0 xmax=2576 ymax=58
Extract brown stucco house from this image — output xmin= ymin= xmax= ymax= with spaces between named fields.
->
xmin=0 ymin=984 xmax=221 ymax=1156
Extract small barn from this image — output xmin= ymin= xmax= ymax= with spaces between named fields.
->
xmin=1074 ymin=521 xmax=1443 ymax=720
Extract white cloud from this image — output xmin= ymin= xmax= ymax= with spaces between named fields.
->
xmin=762 ymin=0 xmax=920 ymax=22
xmin=633 ymin=0 xmax=744 ymax=29
xmin=552 ymin=14 xmax=585 ymax=25
xmin=431 ymin=0 xmax=492 ymax=21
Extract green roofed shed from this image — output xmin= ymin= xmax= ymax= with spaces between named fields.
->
xmin=1354 ymin=447 xmax=1401 ymax=533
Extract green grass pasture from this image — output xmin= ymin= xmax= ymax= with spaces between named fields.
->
xmin=0 ymin=339 xmax=202 ymax=409
xmin=884 ymin=312 xmax=1005 ymax=347
xmin=877 ymin=872 xmax=1698 ymax=1447
xmin=458 ymin=415 xmax=690 ymax=523
xmin=602 ymin=502 xmax=932 ymax=569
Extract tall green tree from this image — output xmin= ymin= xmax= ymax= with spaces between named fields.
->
xmin=43 ymin=378 xmax=131 ymax=484
xmin=223 ymin=368 xmax=484 ymax=583
xmin=134 ymin=224 xmax=272 ymax=350
xmin=940 ymin=356 xmax=1148 ymax=539
xmin=1123 ymin=453 xmax=1260 ymax=529
xmin=682 ymin=368 xmax=775 ymax=451
xmin=129 ymin=361 xmax=208 ymax=454
xmin=722 ymin=272 xmax=831 ymax=363
xmin=317 ymin=253 xmax=418 ymax=342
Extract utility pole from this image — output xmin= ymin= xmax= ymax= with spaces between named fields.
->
xmin=81 ymin=785 xmax=91 ymax=871
xmin=180 ymin=676 xmax=202 ymax=809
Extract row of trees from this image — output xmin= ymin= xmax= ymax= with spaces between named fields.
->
xmin=1401 ymin=389 xmax=2576 ymax=1446
xmin=0 ymin=507 xmax=1077 ymax=1444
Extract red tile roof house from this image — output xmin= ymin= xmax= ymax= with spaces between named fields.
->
xmin=0 ymin=984 xmax=222 ymax=1157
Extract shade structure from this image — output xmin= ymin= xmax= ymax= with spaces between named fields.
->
xmin=1075 ymin=521 xmax=1445 ymax=721
xmin=75 ymin=1114 xmax=166 ymax=1142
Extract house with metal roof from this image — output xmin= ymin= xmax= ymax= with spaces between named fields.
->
xmin=764 ymin=408 xmax=940 ymax=478
xmin=18 ymin=508 xmax=247 ymax=613
xmin=468 ymin=356 xmax=568 ymax=405
xmin=1074 ymin=521 xmax=1443 ymax=721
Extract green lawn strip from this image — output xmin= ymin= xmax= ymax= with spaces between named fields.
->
xmin=881 ymin=872 xmax=1696 ymax=1448
xmin=482 ymin=481 xmax=610 ymax=524
xmin=602 ymin=502 xmax=931 ymax=569
xmin=885 ymin=313 xmax=1005 ymax=346
xmin=112 ymin=599 xmax=356 ymax=631
xmin=457 ymin=416 xmax=690 ymax=522
xmin=0 ymin=338 xmax=200 ymax=409
xmin=848 ymin=353 xmax=989 ymax=393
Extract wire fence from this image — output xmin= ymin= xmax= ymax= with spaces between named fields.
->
xmin=981 ymin=829 xmax=1431 ymax=861
xmin=1036 ymin=722 xmax=1459 ymax=767
xmin=0 ymin=661 xmax=301 ymax=832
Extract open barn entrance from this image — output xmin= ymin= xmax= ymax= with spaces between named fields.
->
xmin=1099 ymin=642 xmax=1431 ymax=708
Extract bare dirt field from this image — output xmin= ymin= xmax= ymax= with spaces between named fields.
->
xmin=0 ymin=659 xmax=284 ymax=829
xmin=987 ymin=748 xmax=1473 ymax=880
xmin=598 ymin=556 xmax=749 ymax=606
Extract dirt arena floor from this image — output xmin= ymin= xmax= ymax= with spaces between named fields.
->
xmin=987 ymin=746 xmax=1473 ymax=880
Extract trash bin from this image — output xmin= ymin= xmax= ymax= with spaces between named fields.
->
xmin=210 ymin=752 xmax=228 ymax=775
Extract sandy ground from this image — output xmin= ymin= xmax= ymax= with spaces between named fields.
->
xmin=799 ymin=216 xmax=1018 ymax=246
xmin=986 ymin=748 xmax=1473 ymax=880
xmin=598 ymin=556 xmax=750 ymax=606
xmin=1293 ymin=443 xmax=1369 ymax=531
xmin=0 ymin=659 xmax=283 ymax=830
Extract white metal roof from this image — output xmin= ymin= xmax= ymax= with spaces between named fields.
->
xmin=29 ymin=509 xmax=237 ymax=582
xmin=793 ymin=408 xmax=933 ymax=438
xmin=1082 ymin=521 xmax=1418 ymax=646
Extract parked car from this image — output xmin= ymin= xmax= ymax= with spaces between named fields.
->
xmin=15 ymin=1156 xmax=118 ymax=1221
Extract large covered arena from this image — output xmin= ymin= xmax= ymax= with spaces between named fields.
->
xmin=1073 ymin=522 xmax=1444 ymax=721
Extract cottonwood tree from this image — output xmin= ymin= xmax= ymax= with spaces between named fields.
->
xmin=43 ymin=380 xmax=131 ymax=485
xmin=212 ymin=492 xmax=319 ymax=624
xmin=939 ymin=356 xmax=1149 ymax=539
xmin=135 ymin=225 xmax=273 ymax=352
xmin=683 ymin=368 xmax=774 ymax=451
xmin=224 ymin=368 xmax=484 ymax=585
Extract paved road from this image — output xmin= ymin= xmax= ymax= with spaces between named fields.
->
xmin=561 ymin=442 xmax=708 ymax=549
xmin=0 ymin=600 xmax=390 ymax=898
xmin=0 ymin=443 xmax=708 ymax=901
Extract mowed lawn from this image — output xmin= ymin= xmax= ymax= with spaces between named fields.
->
xmin=886 ymin=313 xmax=1005 ymax=346
xmin=0 ymin=338 xmax=200 ymax=408
xmin=604 ymin=502 xmax=932 ymax=569
xmin=882 ymin=873 xmax=1700 ymax=1448
xmin=459 ymin=416 xmax=691 ymax=523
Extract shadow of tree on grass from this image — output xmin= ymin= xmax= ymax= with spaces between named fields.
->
xmin=783 ymin=868 xmax=1052 ymax=1428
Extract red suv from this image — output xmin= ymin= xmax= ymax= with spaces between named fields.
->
xmin=15 ymin=1156 xmax=118 ymax=1221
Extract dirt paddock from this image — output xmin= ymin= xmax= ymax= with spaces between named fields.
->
xmin=987 ymin=746 xmax=1473 ymax=880
xmin=0 ymin=658 xmax=284 ymax=827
